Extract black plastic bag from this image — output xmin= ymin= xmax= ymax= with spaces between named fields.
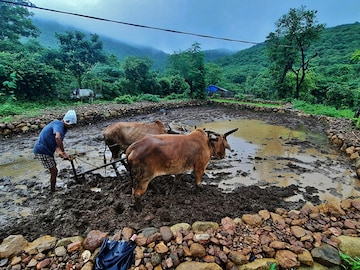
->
xmin=95 ymin=237 xmax=136 ymax=270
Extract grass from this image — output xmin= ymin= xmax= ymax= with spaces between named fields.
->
xmin=340 ymin=252 xmax=360 ymax=270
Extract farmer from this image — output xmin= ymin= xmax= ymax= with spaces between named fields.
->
xmin=33 ymin=110 xmax=77 ymax=192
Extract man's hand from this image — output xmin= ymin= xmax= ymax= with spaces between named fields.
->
xmin=60 ymin=151 xmax=70 ymax=160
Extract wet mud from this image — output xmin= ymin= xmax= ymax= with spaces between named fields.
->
xmin=0 ymin=104 xmax=357 ymax=241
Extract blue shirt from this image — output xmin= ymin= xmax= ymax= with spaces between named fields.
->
xmin=33 ymin=120 xmax=67 ymax=156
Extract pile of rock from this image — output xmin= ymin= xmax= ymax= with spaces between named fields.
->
xmin=1 ymin=199 xmax=360 ymax=269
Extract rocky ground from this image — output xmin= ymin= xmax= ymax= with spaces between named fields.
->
xmin=1 ymin=101 xmax=360 ymax=269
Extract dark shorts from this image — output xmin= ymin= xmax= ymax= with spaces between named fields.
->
xmin=35 ymin=154 xmax=56 ymax=169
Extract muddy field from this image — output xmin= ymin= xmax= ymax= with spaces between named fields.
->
xmin=0 ymin=103 xmax=355 ymax=242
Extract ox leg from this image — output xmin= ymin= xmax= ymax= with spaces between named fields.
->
xmin=170 ymin=174 xmax=182 ymax=194
xmin=108 ymin=146 xmax=121 ymax=176
xmin=194 ymin=167 xmax=205 ymax=190
xmin=131 ymin=178 xmax=151 ymax=212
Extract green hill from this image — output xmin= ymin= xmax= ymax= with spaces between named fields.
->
xmin=215 ymin=22 xmax=360 ymax=96
xmin=31 ymin=18 xmax=234 ymax=71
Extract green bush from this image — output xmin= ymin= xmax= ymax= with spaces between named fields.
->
xmin=114 ymin=94 xmax=134 ymax=104
xmin=137 ymin=93 xmax=161 ymax=102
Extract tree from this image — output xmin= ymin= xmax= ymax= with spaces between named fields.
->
xmin=122 ymin=56 xmax=155 ymax=95
xmin=352 ymin=50 xmax=360 ymax=63
xmin=0 ymin=0 xmax=39 ymax=42
xmin=167 ymin=42 xmax=206 ymax=99
xmin=266 ymin=6 xmax=325 ymax=99
xmin=55 ymin=31 xmax=106 ymax=88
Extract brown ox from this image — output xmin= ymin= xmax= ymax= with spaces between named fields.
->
xmin=103 ymin=120 xmax=169 ymax=173
xmin=126 ymin=127 xmax=238 ymax=210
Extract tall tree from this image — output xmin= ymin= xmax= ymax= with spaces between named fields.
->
xmin=167 ymin=42 xmax=206 ymax=99
xmin=266 ymin=6 xmax=325 ymax=99
xmin=55 ymin=31 xmax=106 ymax=88
xmin=0 ymin=0 xmax=39 ymax=44
xmin=122 ymin=56 xmax=154 ymax=95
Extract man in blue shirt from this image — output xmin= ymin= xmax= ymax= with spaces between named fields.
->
xmin=34 ymin=110 xmax=77 ymax=192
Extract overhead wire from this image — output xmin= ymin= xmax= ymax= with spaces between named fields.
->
xmin=1 ymin=0 xmax=260 ymax=46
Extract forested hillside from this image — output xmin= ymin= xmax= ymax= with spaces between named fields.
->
xmin=216 ymin=22 xmax=360 ymax=107
xmin=31 ymin=18 xmax=169 ymax=71
xmin=31 ymin=18 xmax=233 ymax=71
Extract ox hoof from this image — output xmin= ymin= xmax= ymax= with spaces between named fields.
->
xmin=130 ymin=202 xmax=143 ymax=212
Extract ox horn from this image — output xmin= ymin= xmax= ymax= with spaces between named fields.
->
xmin=224 ymin=128 xmax=239 ymax=138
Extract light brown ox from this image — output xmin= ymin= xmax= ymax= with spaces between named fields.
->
xmin=125 ymin=127 xmax=238 ymax=211
xmin=103 ymin=120 xmax=169 ymax=173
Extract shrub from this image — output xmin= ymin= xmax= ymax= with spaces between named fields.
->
xmin=114 ymin=94 xmax=134 ymax=104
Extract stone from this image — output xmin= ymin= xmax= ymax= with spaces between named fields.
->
xmin=221 ymin=217 xmax=236 ymax=230
xmin=175 ymin=261 xmax=222 ymax=270
xmin=237 ymin=258 xmax=277 ymax=270
xmin=337 ymin=235 xmax=360 ymax=258
xmin=297 ymin=262 xmax=332 ymax=270
xmin=270 ymin=212 xmax=285 ymax=227
xmin=56 ymin=236 xmax=84 ymax=247
xmin=269 ymin=241 xmax=287 ymax=249
xmin=170 ymin=223 xmax=191 ymax=234
xmin=67 ymin=241 xmax=82 ymax=252
xmin=242 ymin=214 xmax=263 ymax=226
xmin=297 ymin=249 xmax=314 ymax=266
xmin=189 ymin=243 xmax=206 ymax=258
xmin=82 ymin=230 xmax=108 ymax=252
xmin=121 ymin=227 xmax=135 ymax=241
xmin=0 ymin=235 xmax=28 ymax=259
xmin=154 ymin=242 xmax=168 ymax=254
xmin=275 ymin=250 xmax=299 ymax=269
xmin=36 ymin=258 xmax=51 ymax=269
xmin=54 ymin=246 xmax=67 ymax=257
xmin=258 ymin=209 xmax=271 ymax=220
xmin=291 ymin=226 xmax=307 ymax=238
xmin=24 ymin=235 xmax=57 ymax=254
xmin=159 ymin=226 xmax=173 ymax=243
xmin=192 ymin=221 xmax=219 ymax=232
xmin=193 ymin=233 xmax=211 ymax=242
xmin=228 ymin=250 xmax=248 ymax=265
xmin=311 ymin=244 xmax=341 ymax=267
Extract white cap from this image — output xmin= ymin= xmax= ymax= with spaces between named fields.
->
xmin=63 ymin=110 xmax=77 ymax=125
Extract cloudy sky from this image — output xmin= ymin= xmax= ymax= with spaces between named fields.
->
xmin=29 ymin=0 xmax=359 ymax=53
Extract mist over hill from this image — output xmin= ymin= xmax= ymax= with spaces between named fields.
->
xmin=31 ymin=18 xmax=235 ymax=70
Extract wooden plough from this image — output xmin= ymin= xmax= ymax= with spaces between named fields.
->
xmin=69 ymin=157 xmax=127 ymax=182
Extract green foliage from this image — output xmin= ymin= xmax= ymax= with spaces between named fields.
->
xmin=0 ymin=0 xmax=39 ymax=43
xmin=266 ymin=6 xmax=325 ymax=99
xmin=55 ymin=31 xmax=106 ymax=88
xmin=293 ymin=100 xmax=354 ymax=118
xmin=0 ymin=51 xmax=60 ymax=101
xmin=269 ymin=263 xmax=277 ymax=270
xmin=137 ymin=93 xmax=161 ymax=102
xmin=167 ymin=43 xmax=206 ymax=100
xmin=114 ymin=93 xmax=161 ymax=104
xmin=340 ymin=252 xmax=360 ymax=270
xmin=163 ymin=91 xmax=189 ymax=100
xmin=114 ymin=94 xmax=134 ymax=104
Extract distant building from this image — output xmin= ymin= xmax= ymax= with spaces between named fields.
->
xmin=206 ymin=85 xmax=235 ymax=97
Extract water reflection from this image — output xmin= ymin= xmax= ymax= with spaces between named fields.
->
xmin=201 ymin=119 xmax=360 ymax=203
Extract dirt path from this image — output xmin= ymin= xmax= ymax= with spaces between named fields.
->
xmin=0 ymin=103 xmax=355 ymax=241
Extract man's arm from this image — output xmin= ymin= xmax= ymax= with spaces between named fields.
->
xmin=55 ymin=132 xmax=69 ymax=159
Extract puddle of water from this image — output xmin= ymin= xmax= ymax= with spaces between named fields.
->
xmin=201 ymin=119 xmax=360 ymax=203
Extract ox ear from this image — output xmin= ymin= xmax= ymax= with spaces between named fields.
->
xmin=224 ymin=128 xmax=239 ymax=138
